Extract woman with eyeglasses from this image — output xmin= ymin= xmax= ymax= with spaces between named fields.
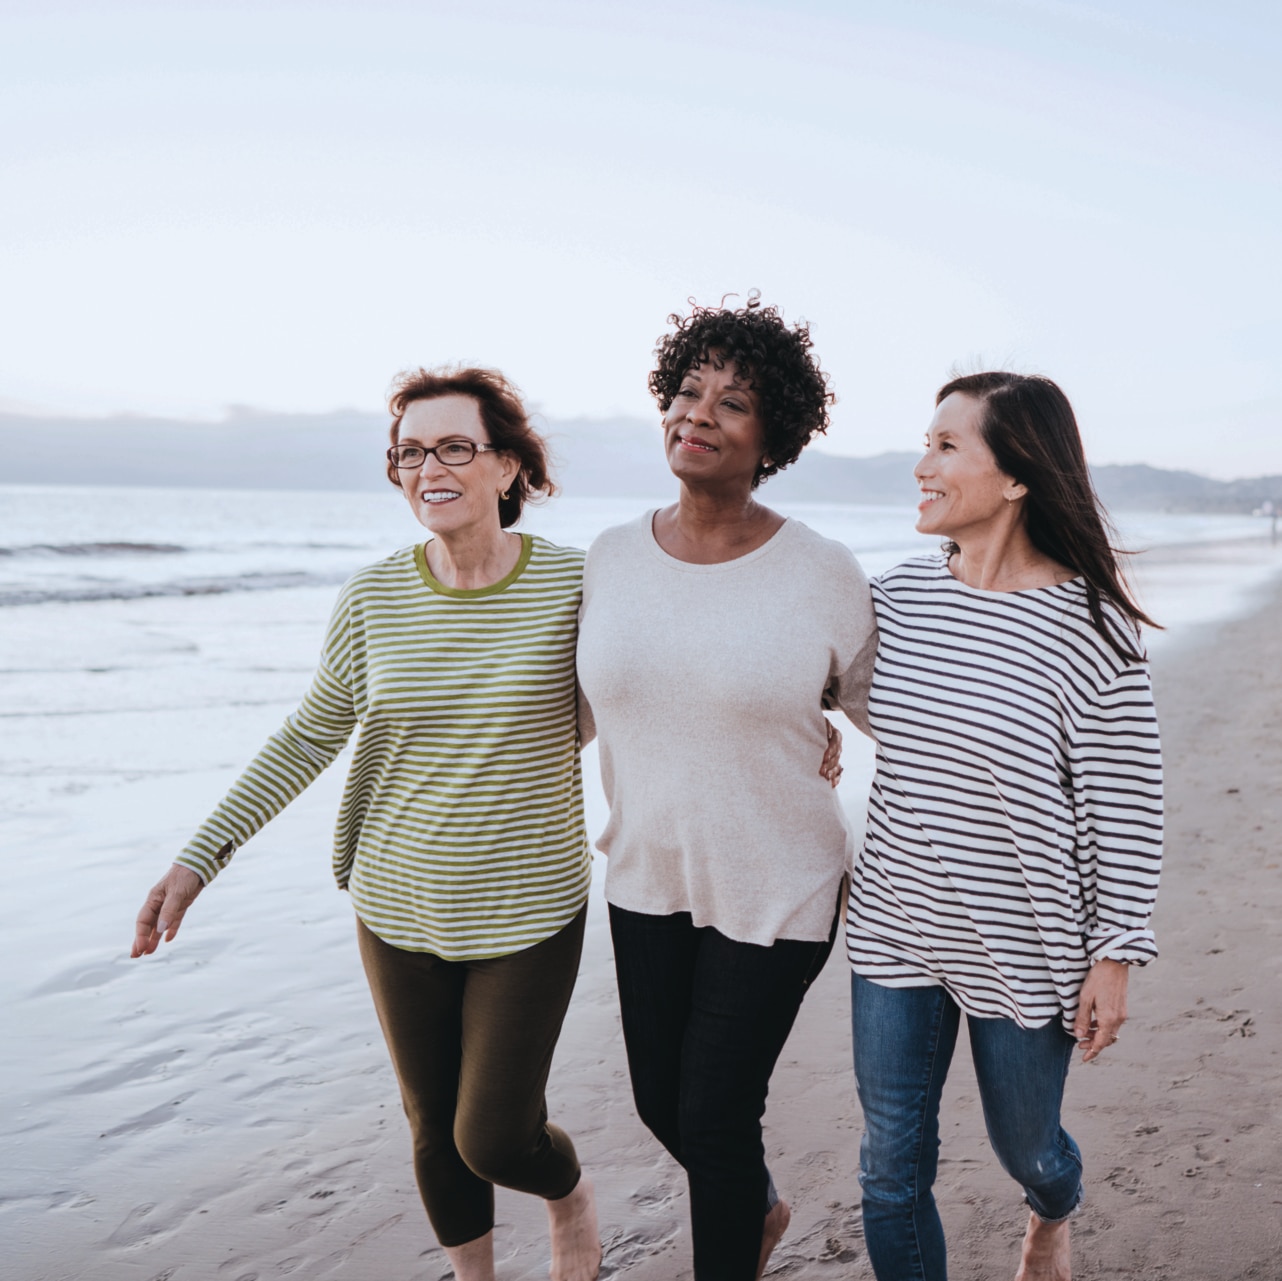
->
xmin=130 ymin=367 xmax=602 ymax=1281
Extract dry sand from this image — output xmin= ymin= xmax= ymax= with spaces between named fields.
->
xmin=6 ymin=554 xmax=1281 ymax=1280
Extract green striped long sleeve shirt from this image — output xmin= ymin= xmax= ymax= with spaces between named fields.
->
xmin=176 ymin=534 xmax=592 ymax=960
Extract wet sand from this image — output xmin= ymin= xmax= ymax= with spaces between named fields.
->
xmin=4 ymin=547 xmax=1281 ymax=1280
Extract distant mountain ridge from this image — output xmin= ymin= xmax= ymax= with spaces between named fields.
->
xmin=2 ymin=409 xmax=1278 ymax=514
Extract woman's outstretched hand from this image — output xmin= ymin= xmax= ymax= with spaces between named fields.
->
xmin=131 ymin=863 xmax=206 ymax=958
xmin=1073 ymin=957 xmax=1129 ymax=1062
xmin=821 ymin=719 xmax=844 ymax=788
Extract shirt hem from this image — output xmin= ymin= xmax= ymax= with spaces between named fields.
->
xmin=352 ymin=890 xmax=590 ymax=961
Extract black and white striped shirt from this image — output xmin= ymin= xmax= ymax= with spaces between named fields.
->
xmin=845 ymin=555 xmax=1163 ymax=1031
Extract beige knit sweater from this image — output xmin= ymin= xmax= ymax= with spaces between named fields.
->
xmin=577 ymin=512 xmax=877 ymax=945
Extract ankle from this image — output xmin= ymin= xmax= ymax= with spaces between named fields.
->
xmin=548 ymin=1176 xmax=591 ymax=1220
xmin=443 ymin=1228 xmax=496 ymax=1281
xmin=547 ymin=1177 xmax=601 ymax=1281
xmin=757 ymin=1197 xmax=791 ymax=1280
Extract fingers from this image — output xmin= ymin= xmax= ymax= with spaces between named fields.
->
xmin=1071 ymin=993 xmax=1093 ymax=1047
xmin=1080 ymin=1006 xmax=1125 ymax=1062
xmin=158 ymin=889 xmax=190 ymax=943
xmin=1079 ymin=1023 xmax=1124 ymax=1062
xmin=1075 ymin=960 xmax=1129 ymax=1062
xmin=131 ymin=864 xmax=204 ymax=958
xmin=821 ymin=721 xmax=844 ymax=787
xmin=1077 ymin=1021 xmax=1119 ymax=1064
xmin=131 ymin=883 xmax=167 ymax=958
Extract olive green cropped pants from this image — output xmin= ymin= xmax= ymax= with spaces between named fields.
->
xmin=357 ymin=905 xmax=587 ymax=1247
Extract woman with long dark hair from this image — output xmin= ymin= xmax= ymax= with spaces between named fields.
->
xmin=846 ymin=372 xmax=1163 ymax=1281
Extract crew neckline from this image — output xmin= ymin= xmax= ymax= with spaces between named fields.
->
xmin=937 ymin=553 xmax=1082 ymax=597
xmin=415 ymin=533 xmax=533 ymax=597
xmin=643 ymin=509 xmax=793 ymax=572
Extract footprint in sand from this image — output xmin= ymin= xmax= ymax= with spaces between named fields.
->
xmin=99 ymin=1094 xmax=193 ymax=1138
xmin=600 ymin=1221 xmax=683 ymax=1276
xmin=768 ymin=1204 xmax=868 ymax=1273
xmin=105 ymin=1202 xmax=163 ymax=1248
xmin=67 ymin=1048 xmax=185 ymax=1095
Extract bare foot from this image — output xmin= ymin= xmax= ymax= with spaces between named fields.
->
xmin=444 ymin=1228 xmax=496 ymax=1281
xmin=1014 ymin=1211 xmax=1071 ymax=1281
xmin=757 ymin=1198 xmax=791 ymax=1280
xmin=547 ymin=1176 xmax=602 ymax=1281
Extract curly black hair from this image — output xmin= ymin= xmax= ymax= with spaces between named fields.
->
xmin=648 ymin=291 xmax=835 ymax=487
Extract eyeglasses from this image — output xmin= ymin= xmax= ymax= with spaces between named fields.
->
xmin=386 ymin=440 xmax=501 ymax=468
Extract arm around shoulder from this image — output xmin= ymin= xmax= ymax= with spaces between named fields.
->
xmin=826 ymin=546 xmax=879 ymax=736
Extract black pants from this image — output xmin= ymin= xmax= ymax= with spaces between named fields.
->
xmin=609 ymin=903 xmax=837 ymax=1281
xmin=357 ymin=907 xmax=586 ymax=1247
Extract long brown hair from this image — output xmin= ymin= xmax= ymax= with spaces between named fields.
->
xmin=937 ymin=371 xmax=1158 ymax=661
xmin=387 ymin=366 xmax=556 ymax=529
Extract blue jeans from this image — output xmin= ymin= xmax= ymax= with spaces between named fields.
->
xmin=850 ymin=973 xmax=1082 ymax=1281
xmin=610 ymin=905 xmax=837 ymax=1281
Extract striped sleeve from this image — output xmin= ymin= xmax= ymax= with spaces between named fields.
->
xmin=175 ymin=599 xmax=358 ymax=883
xmin=1070 ymin=664 xmax=1164 ymax=964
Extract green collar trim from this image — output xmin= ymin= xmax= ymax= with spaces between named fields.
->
xmin=414 ymin=533 xmax=533 ymax=598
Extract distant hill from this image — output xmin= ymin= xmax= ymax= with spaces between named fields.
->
xmin=1 ymin=408 xmax=393 ymax=493
xmin=2 ymin=409 xmax=1278 ymax=514
xmin=1087 ymin=462 xmax=1282 ymax=515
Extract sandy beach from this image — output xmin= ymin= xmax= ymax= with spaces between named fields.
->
xmin=3 ymin=525 xmax=1280 ymax=1281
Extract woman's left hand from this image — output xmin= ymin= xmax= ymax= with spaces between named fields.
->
xmin=1073 ymin=958 xmax=1129 ymax=1062
xmin=821 ymin=718 xmax=844 ymax=788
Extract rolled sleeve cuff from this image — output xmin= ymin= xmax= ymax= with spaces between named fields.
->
xmin=1087 ymin=927 xmax=1157 ymax=966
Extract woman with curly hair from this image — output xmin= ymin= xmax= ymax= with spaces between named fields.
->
xmin=130 ymin=367 xmax=601 ymax=1281
xmin=577 ymin=295 xmax=877 ymax=1279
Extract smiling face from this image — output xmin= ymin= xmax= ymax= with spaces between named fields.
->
xmin=661 ymin=358 xmax=767 ymax=493
xmin=914 ymin=392 xmax=1027 ymax=540
xmin=395 ymin=395 xmax=519 ymax=537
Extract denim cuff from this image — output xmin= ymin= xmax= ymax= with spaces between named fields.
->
xmin=1025 ymin=1186 xmax=1083 ymax=1225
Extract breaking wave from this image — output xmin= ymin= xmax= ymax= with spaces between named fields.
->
xmin=0 ymin=569 xmax=350 ymax=608
xmin=0 ymin=542 xmax=187 ymax=558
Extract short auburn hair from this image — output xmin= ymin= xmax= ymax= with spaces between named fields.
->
xmin=386 ymin=366 xmax=556 ymax=529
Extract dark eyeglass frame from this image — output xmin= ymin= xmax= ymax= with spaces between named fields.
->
xmin=386 ymin=440 xmax=502 ymax=469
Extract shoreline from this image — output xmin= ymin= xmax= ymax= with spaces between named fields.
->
xmin=3 ymin=546 xmax=1281 ymax=1279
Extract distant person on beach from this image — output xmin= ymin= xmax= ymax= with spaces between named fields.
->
xmin=846 ymin=373 xmax=1164 ymax=1281
xmin=130 ymin=367 xmax=602 ymax=1281
xmin=576 ymin=295 xmax=877 ymax=1280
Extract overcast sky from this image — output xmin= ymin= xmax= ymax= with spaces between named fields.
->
xmin=2 ymin=0 xmax=1278 ymax=476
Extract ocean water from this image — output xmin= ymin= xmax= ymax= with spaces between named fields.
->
xmin=0 ymin=483 xmax=1275 ymax=608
